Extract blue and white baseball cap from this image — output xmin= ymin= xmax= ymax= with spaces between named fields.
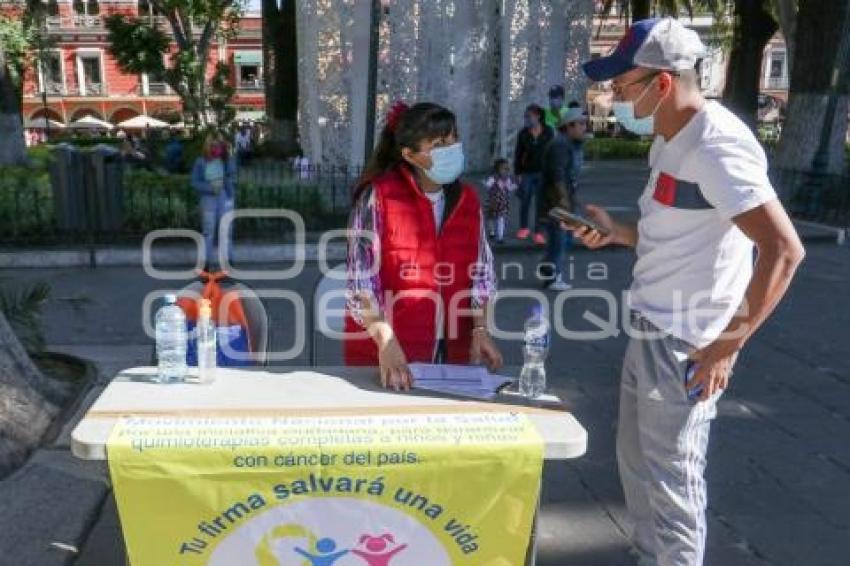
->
xmin=558 ymin=107 xmax=587 ymax=127
xmin=582 ymin=17 xmax=707 ymax=81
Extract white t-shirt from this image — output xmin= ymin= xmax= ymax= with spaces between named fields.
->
xmin=628 ymin=101 xmax=777 ymax=348
xmin=424 ymin=188 xmax=446 ymax=343
xmin=425 ymin=189 xmax=446 ymax=233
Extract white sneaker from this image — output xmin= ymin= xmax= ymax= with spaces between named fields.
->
xmin=549 ymin=275 xmax=572 ymax=291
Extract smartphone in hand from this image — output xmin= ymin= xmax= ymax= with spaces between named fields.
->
xmin=548 ymin=206 xmax=610 ymax=236
xmin=685 ymin=361 xmax=703 ymax=400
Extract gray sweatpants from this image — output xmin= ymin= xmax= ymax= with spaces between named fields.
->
xmin=618 ymin=312 xmax=723 ymax=566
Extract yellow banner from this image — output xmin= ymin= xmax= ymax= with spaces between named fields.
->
xmin=107 ymin=412 xmax=544 ymax=565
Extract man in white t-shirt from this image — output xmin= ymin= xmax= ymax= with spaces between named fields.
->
xmin=571 ymin=18 xmax=805 ymax=566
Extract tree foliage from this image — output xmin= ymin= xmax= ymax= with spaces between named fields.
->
xmin=105 ymin=0 xmax=245 ymax=128
xmin=0 ymin=0 xmax=54 ymax=88
xmin=103 ymin=14 xmax=170 ymax=77
xmin=208 ymin=62 xmax=235 ymax=127
xmin=0 ymin=16 xmax=32 ymax=87
xmin=0 ymin=1 xmax=53 ymax=165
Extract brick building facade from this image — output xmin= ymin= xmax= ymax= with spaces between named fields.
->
xmin=16 ymin=0 xmax=263 ymax=127
xmin=12 ymin=3 xmax=794 ymax=132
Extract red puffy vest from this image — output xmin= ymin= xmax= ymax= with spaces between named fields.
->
xmin=344 ymin=165 xmax=482 ymax=366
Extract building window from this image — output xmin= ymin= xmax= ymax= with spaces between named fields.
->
xmin=140 ymin=73 xmax=169 ymax=96
xmin=766 ymin=50 xmax=787 ymax=89
xmin=239 ymin=65 xmax=262 ymax=89
xmin=138 ymin=0 xmax=161 ymax=20
xmin=769 ymin=51 xmax=785 ymax=78
xmin=234 ymin=51 xmax=263 ymax=90
xmin=73 ymin=0 xmax=100 ymax=27
xmin=78 ymin=52 xmax=105 ymax=96
xmin=40 ymin=52 xmax=64 ymax=95
xmin=73 ymin=0 xmax=100 ymax=15
xmin=45 ymin=0 xmax=61 ymax=27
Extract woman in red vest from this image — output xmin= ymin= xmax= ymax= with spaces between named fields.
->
xmin=344 ymin=102 xmax=503 ymax=391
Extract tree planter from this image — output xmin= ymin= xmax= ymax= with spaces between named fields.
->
xmin=31 ymin=351 xmax=98 ymax=448
xmin=0 ymin=349 xmax=96 ymax=479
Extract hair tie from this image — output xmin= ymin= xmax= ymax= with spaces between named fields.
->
xmin=386 ymin=100 xmax=409 ymax=133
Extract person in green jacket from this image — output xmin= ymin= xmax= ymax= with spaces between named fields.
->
xmin=544 ymin=84 xmax=566 ymax=128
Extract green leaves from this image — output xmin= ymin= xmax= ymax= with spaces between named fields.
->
xmin=104 ymin=15 xmax=170 ymax=76
xmin=0 ymin=11 xmax=53 ymax=93
xmin=209 ymin=62 xmax=236 ymax=127
xmin=106 ymin=2 xmax=245 ymax=129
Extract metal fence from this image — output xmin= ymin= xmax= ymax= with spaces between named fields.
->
xmin=237 ymin=160 xmax=362 ymax=219
xmin=0 ymin=155 xmax=359 ymax=247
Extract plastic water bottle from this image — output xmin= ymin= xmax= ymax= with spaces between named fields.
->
xmin=519 ymin=306 xmax=549 ymax=398
xmin=194 ymin=299 xmax=217 ymax=384
xmin=155 ymin=294 xmax=187 ymax=383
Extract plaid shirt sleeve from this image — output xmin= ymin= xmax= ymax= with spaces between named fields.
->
xmin=346 ymin=187 xmax=383 ymax=327
xmin=471 ymin=209 xmax=497 ymax=309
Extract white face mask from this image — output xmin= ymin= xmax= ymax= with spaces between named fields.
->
xmin=420 ymin=142 xmax=465 ymax=185
xmin=612 ymin=77 xmax=664 ymax=136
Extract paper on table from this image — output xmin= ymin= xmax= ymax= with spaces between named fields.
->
xmin=408 ymin=363 xmax=514 ymax=400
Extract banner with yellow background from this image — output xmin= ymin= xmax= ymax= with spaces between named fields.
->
xmin=107 ymin=411 xmax=543 ymax=566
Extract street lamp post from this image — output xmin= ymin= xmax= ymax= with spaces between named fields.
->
xmin=363 ymin=0 xmax=382 ymax=166
xmin=41 ymin=88 xmax=50 ymax=141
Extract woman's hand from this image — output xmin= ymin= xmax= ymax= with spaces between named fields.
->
xmin=369 ymin=321 xmax=413 ymax=392
xmin=378 ymin=337 xmax=413 ymax=392
xmin=470 ymin=329 xmax=504 ymax=372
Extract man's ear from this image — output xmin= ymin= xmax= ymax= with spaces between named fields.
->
xmin=657 ymin=71 xmax=674 ymax=94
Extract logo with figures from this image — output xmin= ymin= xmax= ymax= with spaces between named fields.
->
xmin=208 ymin=498 xmax=451 ymax=566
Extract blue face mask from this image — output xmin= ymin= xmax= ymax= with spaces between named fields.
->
xmin=421 ymin=142 xmax=465 ymax=185
xmin=612 ymin=78 xmax=663 ymax=136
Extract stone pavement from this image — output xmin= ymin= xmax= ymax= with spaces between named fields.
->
xmin=1 ymin=160 xmax=848 ymax=565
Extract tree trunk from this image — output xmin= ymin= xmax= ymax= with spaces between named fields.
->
xmin=0 ymin=311 xmax=59 ymax=478
xmin=630 ymin=0 xmax=651 ymax=22
xmin=0 ymin=47 xmax=27 ymax=167
xmin=722 ymin=0 xmax=778 ymax=130
xmin=774 ymin=0 xmax=850 ymax=174
xmin=773 ymin=0 xmax=797 ymax=76
xmin=263 ymin=0 xmax=300 ymax=156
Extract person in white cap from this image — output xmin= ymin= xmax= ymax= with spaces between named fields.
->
xmin=539 ymin=106 xmax=588 ymax=291
xmin=571 ymin=17 xmax=805 ymax=566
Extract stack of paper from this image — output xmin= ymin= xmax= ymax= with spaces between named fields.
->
xmin=408 ymin=363 xmax=514 ymax=400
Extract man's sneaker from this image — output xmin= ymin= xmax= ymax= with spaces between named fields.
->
xmin=533 ymin=232 xmax=547 ymax=245
xmin=516 ymin=228 xmax=530 ymax=240
xmin=549 ymin=275 xmax=572 ymax=291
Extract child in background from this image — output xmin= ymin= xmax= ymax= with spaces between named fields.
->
xmin=484 ymin=158 xmax=517 ymax=244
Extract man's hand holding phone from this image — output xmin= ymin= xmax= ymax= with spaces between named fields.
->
xmin=552 ymin=205 xmax=619 ymax=248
